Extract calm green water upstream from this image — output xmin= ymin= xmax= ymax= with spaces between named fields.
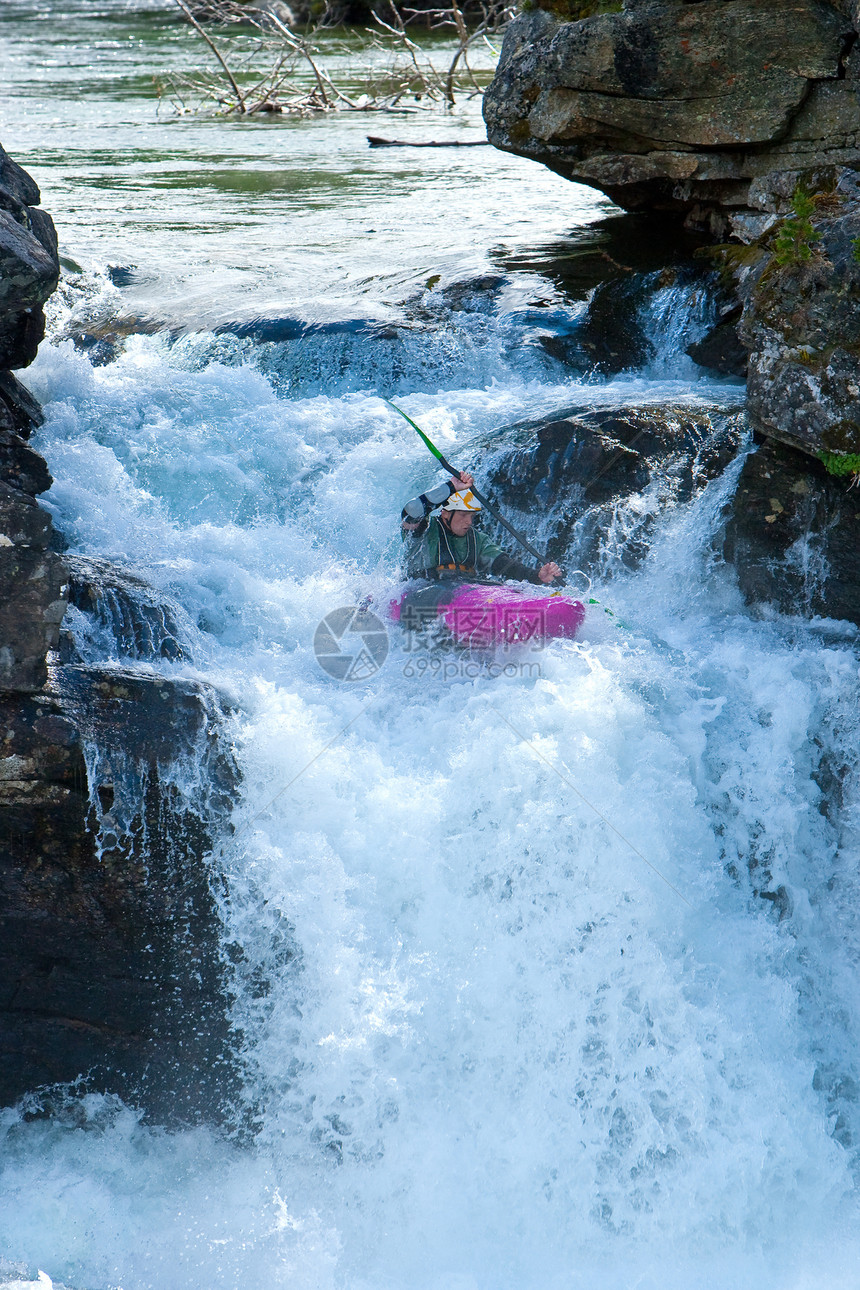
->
xmin=0 ymin=0 xmax=611 ymax=327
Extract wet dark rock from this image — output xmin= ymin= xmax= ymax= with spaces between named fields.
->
xmin=0 ymin=459 xmax=68 ymax=692
xmin=0 ymin=369 xmax=44 ymax=436
xmin=401 ymin=273 xmax=509 ymax=324
xmin=483 ymin=2 xmax=859 ymax=231
xmin=687 ymin=312 xmax=748 ymax=378
xmin=572 ymin=275 xmax=657 ymax=372
xmin=66 ymin=556 xmax=192 ymax=663
xmin=106 ymin=264 xmax=138 ymax=288
xmin=438 ymin=274 xmax=507 ymax=312
xmin=0 ymin=146 xmax=59 ymax=369
xmin=71 ymin=332 xmax=120 ymax=368
xmin=0 ymin=664 xmax=241 ymax=1126
xmin=0 ymin=391 xmax=67 ymax=692
xmin=0 ymin=146 xmax=41 ymax=210
xmin=479 ymin=401 xmax=744 ymax=575
xmin=0 ymin=145 xmax=240 ymax=1127
xmin=0 ymin=306 xmax=46 ymax=372
xmin=723 ymin=436 xmax=860 ymax=626
xmin=570 ymin=267 xmax=689 ymax=372
xmin=0 ymin=429 xmax=52 ymax=496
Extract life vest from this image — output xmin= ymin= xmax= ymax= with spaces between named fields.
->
xmin=421 ymin=519 xmax=477 ymax=579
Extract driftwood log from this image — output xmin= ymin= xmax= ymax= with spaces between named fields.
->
xmin=366 ymin=135 xmax=490 ymax=147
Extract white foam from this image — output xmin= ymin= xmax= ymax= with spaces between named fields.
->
xmin=3 ymin=333 xmax=858 ymax=1289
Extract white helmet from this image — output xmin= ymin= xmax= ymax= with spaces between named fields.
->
xmin=442 ymin=488 xmax=482 ymax=513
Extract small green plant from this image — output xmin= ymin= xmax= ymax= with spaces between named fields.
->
xmin=852 ymin=236 xmax=860 ymax=264
xmin=819 ymin=450 xmax=860 ymax=479
xmin=772 ymin=187 xmax=820 ymax=267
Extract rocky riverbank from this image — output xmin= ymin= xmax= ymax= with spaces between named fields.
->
xmin=0 ymin=144 xmax=240 ymax=1125
xmin=484 ymin=0 xmax=860 ymax=624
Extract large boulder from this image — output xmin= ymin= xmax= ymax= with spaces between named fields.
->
xmin=484 ymin=4 xmax=860 ymax=473
xmin=478 ymin=403 xmax=860 ymax=627
xmin=476 ymin=400 xmax=744 ymax=573
xmin=484 ymin=1 xmax=860 ymax=231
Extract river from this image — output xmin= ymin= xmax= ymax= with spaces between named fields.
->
xmin=2 ymin=2 xmax=860 ymax=1288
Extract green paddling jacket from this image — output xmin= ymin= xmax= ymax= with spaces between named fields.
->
xmin=400 ymin=480 xmax=543 ymax=583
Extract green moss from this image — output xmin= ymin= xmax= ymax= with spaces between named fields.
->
xmin=697 ymin=242 xmax=765 ymax=289
xmin=819 ymin=450 xmax=860 ymax=477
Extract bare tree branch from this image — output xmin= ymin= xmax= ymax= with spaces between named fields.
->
xmin=174 ymin=0 xmax=248 ymax=111
xmin=168 ymin=0 xmax=514 ymax=116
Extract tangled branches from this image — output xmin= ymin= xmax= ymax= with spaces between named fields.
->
xmin=164 ymin=0 xmax=514 ymax=116
xmin=367 ymin=0 xmax=514 ymax=107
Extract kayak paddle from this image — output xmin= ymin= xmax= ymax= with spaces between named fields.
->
xmin=385 ymin=398 xmax=555 ymax=571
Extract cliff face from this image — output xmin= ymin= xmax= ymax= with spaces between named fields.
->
xmin=0 ymin=144 xmax=241 ymax=1125
xmin=484 ymin=0 xmax=860 ymax=235
xmin=1 ymin=667 xmax=240 ymax=1124
xmin=0 ymin=147 xmax=66 ymax=691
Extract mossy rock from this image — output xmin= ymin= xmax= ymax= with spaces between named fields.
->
xmin=522 ymin=0 xmax=622 ymax=18
xmin=698 ymin=242 xmax=766 ymax=290
xmin=509 ymin=118 xmax=533 ymax=143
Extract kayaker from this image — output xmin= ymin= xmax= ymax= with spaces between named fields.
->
xmin=401 ymin=470 xmax=562 ymax=584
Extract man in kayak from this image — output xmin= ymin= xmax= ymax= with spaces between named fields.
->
xmin=401 ymin=470 xmax=561 ymax=584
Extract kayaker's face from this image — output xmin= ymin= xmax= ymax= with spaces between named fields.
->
xmin=446 ymin=510 xmax=473 ymax=537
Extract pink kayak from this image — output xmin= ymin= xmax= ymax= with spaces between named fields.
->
xmin=390 ymin=580 xmax=585 ymax=648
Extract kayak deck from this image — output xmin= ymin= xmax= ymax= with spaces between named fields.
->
xmin=390 ymin=580 xmax=585 ymax=648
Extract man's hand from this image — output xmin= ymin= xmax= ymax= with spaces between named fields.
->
xmin=538 ymin=562 xmax=562 ymax=584
xmin=449 ymin=471 xmax=474 ymax=491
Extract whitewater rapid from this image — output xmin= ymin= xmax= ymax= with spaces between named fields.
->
xmin=1 ymin=2 xmax=859 ymax=1278
xmin=0 ymin=316 xmax=858 ymax=1289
